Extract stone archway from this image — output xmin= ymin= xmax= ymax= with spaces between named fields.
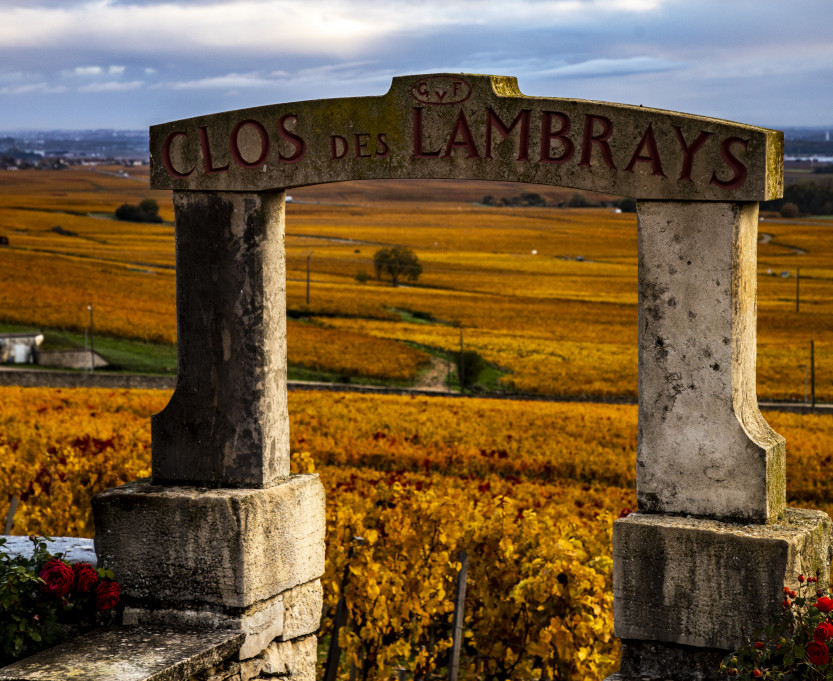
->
xmin=93 ymin=74 xmax=831 ymax=681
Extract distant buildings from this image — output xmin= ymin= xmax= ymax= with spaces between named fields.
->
xmin=0 ymin=332 xmax=44 ymax=364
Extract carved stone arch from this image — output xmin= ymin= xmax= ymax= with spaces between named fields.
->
xmin=91 ymin=75 xmax=832 ymax=681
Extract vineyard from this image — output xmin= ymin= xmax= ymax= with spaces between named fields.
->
xmin=1 ymin=168 xmax=833 ymax=399
xmin=2 ymin=168 xmax=833 ymax=677
xmin=2 ymin=386 xmax=833 ymax=679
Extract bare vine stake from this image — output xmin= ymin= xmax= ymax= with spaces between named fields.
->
xmin=324 ymin=536 xmax=364 ymax=681
xmin=796 ymin=268 xmax=800 ymax=313
xmin=448 ymin=550 xmax=469 ymax=681
xmin=3 ymin=496 xmax=18 ymax=535
xmin=811 ymin=340 xmax=816 ymax=409
xmin=459 ymin=328 xmax=465 ymax=395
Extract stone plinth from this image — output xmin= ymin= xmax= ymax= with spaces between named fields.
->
xmin=637 ymin=200 xmax=785 ymax=523
xmin=151 ymin=190 xmax=289 ymax=488
xmin=613 ymin=508 xmax=833 ymax=653
xmin=93 ymin=476 xmax=324 ymax=660
xmin=93 ymin=476 xmax=324 ymax=609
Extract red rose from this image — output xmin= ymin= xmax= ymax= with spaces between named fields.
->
xmin=815 ymin=596 xmax=833 ymax=613
xmin=39 ymin=558 xmax=74 ymax=597
xmin=72 ymin=563 xmax=98 ymax=594
xmin=815 ymin=623 xmax=833 ymax=642
xmin=94 ymin=580 xmax=122 ymax=611
xmin=807 ymin=641 xmax=830 ymax=666
xmin=754 ymin=641 xmax=765 ymax=650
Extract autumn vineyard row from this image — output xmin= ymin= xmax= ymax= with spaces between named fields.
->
xmin=3 ymin=169 xmax=833 ymax=401
xmin=2 ymin=386 xmax=833 ymax=679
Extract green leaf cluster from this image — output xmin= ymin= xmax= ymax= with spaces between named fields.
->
xmin=0 ymin=537 xmax=116 ymax=665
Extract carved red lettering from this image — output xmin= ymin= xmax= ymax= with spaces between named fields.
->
xmin=579 ymin=114 xmax=616 ymax=170
xmin=198 ymin=126 xmax=229 ymax=175
xmin=485 ymin=108 xmax=530 ymax=161
xmin=277 ymin=114 xmax=306 ymax=164
xmin=710 ymin=137 xmax=749 ymax=191
xmin=539 ymin=111 xmax=574 ymax=164
xmin=674 ymin=127 xmax=713 ymax=182
xmin=354 ymin=133 xmax=371 ymax=158
xmin=230 ymin=119 xmax=269 ymax=169
xmin=330 ymin=135 xmax=348 ymax=159
xmin=443 ymin=110 xmax=479 ymax=159
xmin=161 ymin=131 xmax=195 ymax=178
xmin=412 ymin=108 xmax=440 ymax=158
xmin=410 ymin=76 xmax=471 ymax=106
xmin=624 ymin=124 xmax=665 ymax=177
xmin=375 ymin=133 xmax=389 ymax=158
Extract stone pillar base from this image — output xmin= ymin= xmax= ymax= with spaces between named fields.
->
xmin=607 ymin=639 xmax=729 ymax=681
xmin=609 ymin=508 xmax=832 ymax=680
xmin=92 ymin=475 xmax=325 ymax=661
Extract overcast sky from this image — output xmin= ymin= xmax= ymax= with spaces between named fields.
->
xmin=1 ymin=0 xmax=831 ymax=131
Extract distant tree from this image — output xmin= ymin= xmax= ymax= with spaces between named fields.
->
xmin=354 ymin=270 xmax=370 ymax=284
xmin=520 ymin=192 xmax=546 ymax=207
xmin=373 ymin=246 xmax=422 ymax=287
xmin=780 ymin=202 xmax=800 ymax=218
xmin=115 ymin=199 xmax=162 ymax=223
xmin=455 ymin=350 xmax=488 ymax=391
xmin=762 ymin=178 xmax=833 ymax=216
xmin=565 ymin=192 xmax=590 ymax=208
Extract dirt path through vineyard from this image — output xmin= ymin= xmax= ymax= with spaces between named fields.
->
xmin=413 ymin=356 xmax=453 ymax=392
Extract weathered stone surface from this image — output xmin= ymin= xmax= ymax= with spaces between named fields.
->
xmin=280 ymin=580 xmax=322 ymax=641
xmin=123 ymin=594 xmax=284 ymax=661
xmin=607 ymin=639 xmax=729 ymax=681
xmin=613 ymin=508 xmax=833 ymax=651
xmin=0 ymin=626 xmax=242 ymax=681
xmin=151 ymin=190 xmax=288 ymax=488
xmin=260 ymin=635 xmax=317 ymax=681
xmin=150 ymin=74 xmax=782 ymax=201
xmin=93 ymin=475 xmax=325 ymax=609
xmin=637 ymin=200 xmax=785 ymax=523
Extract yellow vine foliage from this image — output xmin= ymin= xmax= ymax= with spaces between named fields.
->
xmin=287 ymin=321 xmax=430 ymax=381
xmin=3 ymin=386 xmax=833 ymax=679
xmin=3 ymin=170 xmax=833 ymax=400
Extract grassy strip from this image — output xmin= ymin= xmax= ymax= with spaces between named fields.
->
xmin=0 ymin=323 xmax=177 ymax=375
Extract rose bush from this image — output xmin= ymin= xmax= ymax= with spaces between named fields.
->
xmin=721 ymin=576 xmax=833 ymax=680
xmin=38 ymin=558 xmax=75 ymax=597
xmin=0 ymin=536 xmax=121 ymax=665
xmin=94 ymin=580 xmax=122 ymax=611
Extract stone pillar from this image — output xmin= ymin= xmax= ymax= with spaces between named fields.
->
xmin=152 ymin=190 xmax=289 ymax=488
xmin=94 ymin=189 xmax=325 ymax=680
xmin=608 ymin=200 xmax=833 ymax=681
xmin=637 ymin=201 xmax=784 ymax=524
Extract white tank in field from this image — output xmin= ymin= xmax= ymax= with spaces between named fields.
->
xmin=13 ymin=343 xmax=29 ymax=363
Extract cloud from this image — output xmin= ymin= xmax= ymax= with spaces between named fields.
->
xmin=108 ymin=65 xmax=125 ymax=75
xmin=0 ymin=82 xmax=68 ymax=95
xmin=539 ymin=57 xmax=687 ymax=79
xmin=73 ymin=66 xmax=103 ymax=76
xmin=78 ymin=80 xmax=143 ymax=92
xmin=0 ymin=0 xmax=671 ymax=58
xmin=156 ymin=72 xmax=278 ymax=90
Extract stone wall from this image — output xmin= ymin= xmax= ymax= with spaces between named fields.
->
xmin=0 ymin=368 xmax=176 ymax=389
